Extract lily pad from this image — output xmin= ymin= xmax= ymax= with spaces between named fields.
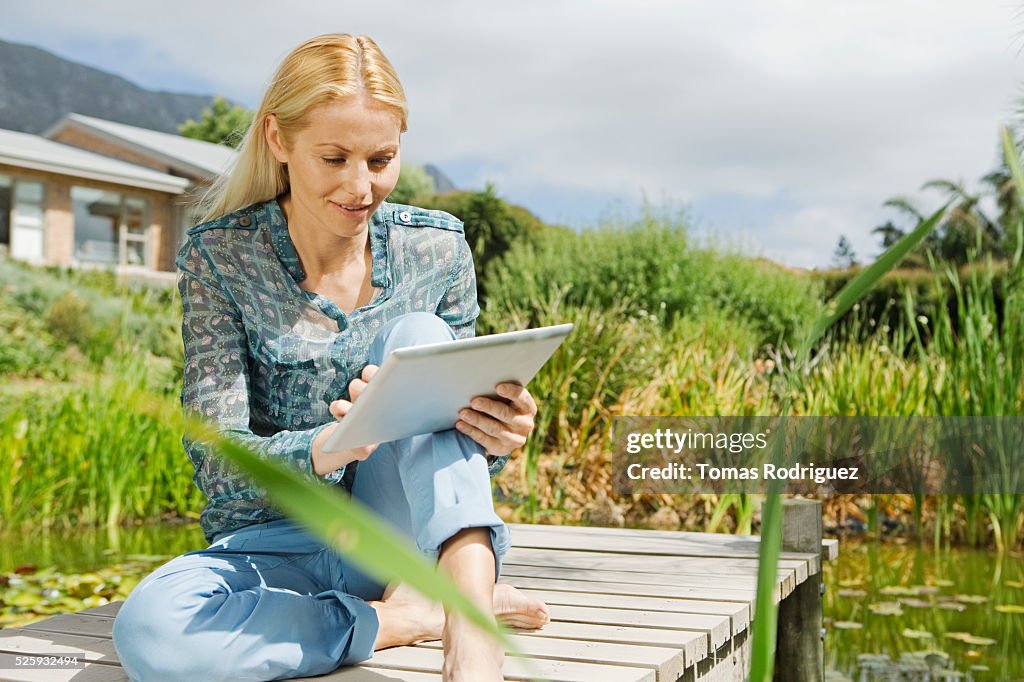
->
xmin=994 ymin=604 xmax=1024 ymax=614
xmin=1005 ymin=580 xmax=1024 ymax=589
xmin=837 ymin=588 xmax=867 ymax=599
xmin=901 ymin=628 xmax=934 ymax=639
xmin=953 ymin=594 xmax=988 ymax=605
xmin=899 ymin=598 xmax=933 ymax=609
xmin=868 ymin=601 xmax=904 ymax=616
xmin=944 ymin=632 xmax=996 ymax=646
xmin=833 ymin=620 xmax=863 ymax=630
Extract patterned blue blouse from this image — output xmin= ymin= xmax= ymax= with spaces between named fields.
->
xmin=177 ymin=197 xmax=508 ymax=542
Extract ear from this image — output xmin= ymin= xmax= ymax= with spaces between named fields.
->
xmin=264 ymin=114 xmax=289 ymax=164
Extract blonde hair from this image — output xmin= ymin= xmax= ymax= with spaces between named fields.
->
xmin=199 ymin=34 xmax=407 ymax=223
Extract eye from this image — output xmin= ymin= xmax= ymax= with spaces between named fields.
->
xmin=370 ymin=157 xmax=394 ymax=169
xmin=322 ymin=157 xmax=345 ymax=166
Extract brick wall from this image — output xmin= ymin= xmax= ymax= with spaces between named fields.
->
xmin=0 ymin=163 xmax=178 ymax=272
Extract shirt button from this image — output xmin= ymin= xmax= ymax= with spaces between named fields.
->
xmin=238 ymin=215 xmax=252 ymax=227
xmin=399 ymin=211 xmax=412 ymax=223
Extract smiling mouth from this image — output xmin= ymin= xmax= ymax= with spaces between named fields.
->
xmin=332 ymin=201 xmax=372 ymax=214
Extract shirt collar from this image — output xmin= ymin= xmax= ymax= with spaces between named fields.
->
xmin=266 ymin=196 xmax=390 ymax=288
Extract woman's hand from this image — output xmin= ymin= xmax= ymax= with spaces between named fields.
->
xmin=455 ymin=383 xmax=537 ymax=456
xmin=311 ymin=365 xmax=380 ymax=476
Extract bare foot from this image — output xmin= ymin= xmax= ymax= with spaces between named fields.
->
xmin=369 ymin=582 xmax=445 ymax=650
xmin=441 ymin=615 xmax=504 ymax=682
xmin=493 ymin=583 xmax=550 ymax=630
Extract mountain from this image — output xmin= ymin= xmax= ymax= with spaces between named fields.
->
xmin=0 ymin=37 xmax=216 ymax=134
xmin=424 ymin=163 xmax=457 ymax=193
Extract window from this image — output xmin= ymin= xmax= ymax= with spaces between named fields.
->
xmin=72 ymin=187 xmax=150 ymax=266
xmin=0 ymin=175 xmax=46 ymax=261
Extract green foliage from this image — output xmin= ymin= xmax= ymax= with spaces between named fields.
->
xmin=387 ymin=163 xmax=435 ymax=204
xmin=179 ymin=96 xmax=254 ymax=148
xmin=484 ymin=205 xmax=820 ymax=349
xmin=0 ymin=260 xmax=182 ymax=378
xmin=0 ymin=358 xmax=200 ymax=530
xmin=413 ymin=185 xmax=548 ymax=292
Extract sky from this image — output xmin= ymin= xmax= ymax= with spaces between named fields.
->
xmin=4 ymin=1 xmax=1023 ymax=268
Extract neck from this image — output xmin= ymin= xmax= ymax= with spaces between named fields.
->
xmin=279 ymin=194 xmax=369 ymax=279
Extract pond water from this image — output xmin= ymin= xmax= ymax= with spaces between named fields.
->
xmin=823 ymin=538 xmax=1023 ymax=681
xmin=1 ymin=526 xmax=1021 ymax=679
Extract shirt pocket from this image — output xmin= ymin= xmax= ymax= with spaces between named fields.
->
xmin=252 ymin=337 xmax=323 ymax=428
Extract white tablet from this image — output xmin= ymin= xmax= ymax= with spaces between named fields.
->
xmin=320 ymin=323 xmax=574 ymax=453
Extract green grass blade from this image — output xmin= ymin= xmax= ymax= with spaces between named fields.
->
xmin=1000 ymin=126 xmax=1024 ymax=271
xmin=187 ymin=419 xmax=520 ymax=657
xmin=1001 ymin=126 xmax=1024 ymax=206
xmin=800 ymin=202 xmax=948 ymax=360
xmin=750 ymin=201 xmax=949 ymax=681
xmin=747 ymin=460 xmax=786 ymax=682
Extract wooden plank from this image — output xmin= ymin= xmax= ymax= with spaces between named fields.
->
xmin=518 ymin=588 xmax=749 ymax=636
xmin=503 ymin=557 xmax=795 ymax=601
xmin=79 ymin=603 xmax=121 ymax=618
xmin=303 ymin=668 xmax=445 ymax=681
xmin=418 ymin=635 xmax=685 ymax=682
xmin=21 ymin=614 xmax=113 ymax=640
xmin=501 ymin=574 xmax=757 ymax=604
xmin=510 ymin=523 xmax=837 ymax=567
xmin=367 ymin=645 xmax=656 ymax=682
xmin=510 ymin=525 xmax=821 ymax=575
xmin=0 ymin=652 xmax=127 ymax=682
xmin=0 ymin=628 xmax=119 ymax=663
xmin=548 ymin=603 xmax=729 ymax=650
xmin=516 ymin=619 xmax=707 ymax=665
xmin=504 ymin=547 xmax=805 ymax=590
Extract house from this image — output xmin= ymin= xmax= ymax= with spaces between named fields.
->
xmin=0 ymin=114 xmax=236 ymax=274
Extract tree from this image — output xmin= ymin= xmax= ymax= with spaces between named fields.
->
xmin=179 ymin=96 xmax=254 ymax=148
xmin=413 ymin=185 xmax=546 ymax=293
xmin=832 ymin=235 xmax=858 ymax=268
xmin=387 ymin=164 xmax=436 ymax=204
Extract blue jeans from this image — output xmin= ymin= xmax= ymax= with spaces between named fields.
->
xmin=112 ymin=313 xmax=511 ymax=681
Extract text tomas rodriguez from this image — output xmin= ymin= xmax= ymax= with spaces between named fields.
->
xmin=625 ymin=463 xmax=860 ymax=484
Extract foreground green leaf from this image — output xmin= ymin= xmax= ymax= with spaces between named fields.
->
xmin=749 ymin=201 xmax=947 ymax=682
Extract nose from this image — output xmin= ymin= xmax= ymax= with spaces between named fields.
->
xmin=339 ymin=162 xmax=372 ymax=203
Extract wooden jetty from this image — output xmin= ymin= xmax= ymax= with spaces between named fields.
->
xmin=0 ymin=500 xmax=837 ymax=682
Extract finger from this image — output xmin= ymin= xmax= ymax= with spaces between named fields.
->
xmin=496 ymin=383 xmax=538 ymax=415
xmin=459 ymin=408 xmax=504 ymax=438
xmin=330 ymin=399 xmax=353 ymax=419
xmin=460 ymin=409 xmax=529 ymax=450
xmin=349 ymin=377 xmax=368 ymax=401
xmin=455 ymin=419 xmax=507 ymax=456
xmin=351 ymin=443 xmax=379 ymax=461
xmin=469 ymin=396 xmax=517 ymax=423
xmin=361 ymin=364 xmax=379 ymax=382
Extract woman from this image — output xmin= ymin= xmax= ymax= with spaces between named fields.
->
xmin=112 ymin=33 xmax=549 ymax=682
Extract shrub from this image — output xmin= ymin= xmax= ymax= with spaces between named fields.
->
xmin=482 ymin=206 xmax=819 ymax=348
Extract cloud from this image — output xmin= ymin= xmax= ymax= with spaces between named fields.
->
xmin=3 ymin=1 xmax=1021 ymax=267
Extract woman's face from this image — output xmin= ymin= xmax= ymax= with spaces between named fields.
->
xmin=266 ymin=96 xmax=402 ymax=239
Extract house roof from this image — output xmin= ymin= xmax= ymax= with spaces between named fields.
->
xmin=0 ymin=127 xmax=190 ymax=194
xmin=45 ymin=113 xmax=237 ymax=180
